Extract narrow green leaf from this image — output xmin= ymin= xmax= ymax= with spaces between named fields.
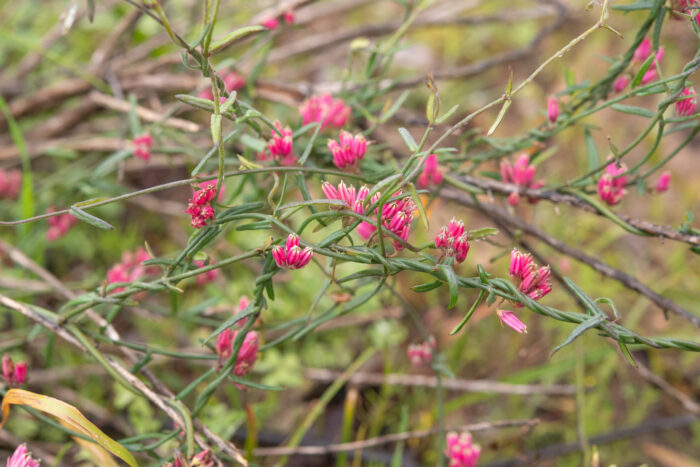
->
xmin=439 ymin=264 xmax=459 ymax=309
xmin=610 ymin=104 xmax=655 ymax=118
xmin=398 ymin=128 xmax=418 ymax=151
xmin=209 ymin=25 xmax=266 ymax=55
xmin=550 ymin=315 xmax=606 ymax=356
xmin=631 ymin=53 xmax=655 ymax=88
xmin=408 ymin=183 xmax=428 ymax=231
xmin=618 ymin=341 xmax=638 ymax=367
xmin=69 ymin=207 xmax=114 ymax=230
xmin=435 ymin=104 xmax=459 ymax=124
xmin=469 ymin=227 xmax=499 ymax=240
xmin=487 ymin=99 xmax=511 ymax=136
xmin=411 ymin=280 xmax=443 ymax=293
xmin=584 ymin=128 xmax=599 ymax=177
xmin=380 ymin=91 xmax=410 ymax=123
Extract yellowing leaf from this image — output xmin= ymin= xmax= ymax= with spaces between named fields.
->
xmin=1 ymin=389 xmax=138 ymax=467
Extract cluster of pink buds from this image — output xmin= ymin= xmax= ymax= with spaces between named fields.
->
xmin=322 ymin=181 xmax=370 ymax=214
xmin=510 ymin=248 xmax=553 ymax=304
xmin=6 ymin=444 xmax=39 ymax=467
xmin=262 ymin=11 xmax=294 ymax=29
xmin=597 ymin=161 xmax=627 ymax=206
xmin=198 ymin=72 xmax=246 ymax=101
xmin=407 ymin=337 xmax=436 ymax=367
xmin=547 ymin=96 xmax=559 ymax=125
xmin=435 ymin=218 xmax=470 ymax=264
xmin=132 ymin=134 xmax=152 ymax=160
xmin=675 ymin=87 xmax=697 ymax=117
xmin=195 ymin=260 xmax=220 ymax=286
xmin=632 ymin=38 xmax=665 ymax=85
xmin=656 ymin=172 xmax=671 ymax=193
xmin=2 ymin=354 xmax=27 ymax=387
xmin=261 ymin=122 xmax=295 ymax=165
xmin=299 ymin=94 xmax=351 ymax=130
xmin=445 ymin=432 xmax=481 ymax=467
xmin=500 ymin=154 xmax=544 ymax=206
xmin=216 ymin=329 xmax=259 ymax=377
xmin=186 ymin=181 xmax=219 ymax=229
xmin=190 ymin=449 xmax=215 ymax=467
xmin=357 ymin=191 xmax=416 ymax=251
xmin=46 ymin=207 xmax=77 ymax=241
xmin=417 ymin=154 xmax=443 ymax=189
xmin=328 ymin=131 xmax=367 ymax=171
xmin=0 ymin=169 xmax=21 ymax=199
xmin=107 ymin=247 xmax=156 ymax=293
xmin=272 ymin=234 xmax=313 ymax=269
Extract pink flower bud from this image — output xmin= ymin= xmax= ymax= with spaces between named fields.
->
xmin=454 ymin=235 xmax=470 ymax=264
xmin=283 ymin=11 xmax=295 ymax=24
xmin=2 ymin=354 xmax=14 ymax=383
xmin=675 ymin=87 xmax=697 ymax=117
xmin=613 ymin=75 xmax=630 ymax=93
xmin=321 ymin=181 xmax=339 ymax=200
xmin=217 ymin=329 xmax=234 ymax=360
xmin=14 ymin=361 xmax=26 ymax=385
xmin=633 ymin=38 xmax=652 ymax=63
xmin=132 ymin=134 xmax=153 ymax=160
xmin=191 ymin=449 xmax=214 ymax=467
xmin=435 ymin=228 xmax=449 ymax=249
xmin=547 ymin=96 xmax=559 ymax=124
xmin=328 ymin=131 xmax=367 ymax=171
xmin=286 ymin=233 xmax=300 ymax=250
xmin=262 ymin=17 xmax=279 ymax=29
xmin=299 ymin=94 xmax=351 ymax=130
xmin=272 ymin=245 xmax=287 ymax=268
xmin=497 ymin=309 xmax=527 ymax=334
xmin=447 ymin=218 xmax=465 ymax=237
xmin=233 ymin=331 xmax=259 ymax=377
xmin=656 ymin=172 xmax=671 ymax=193
xmin=508 ymin=191 xmax=520 ymax=206
xmin=597 ymin=161 xmax=627 ymax=205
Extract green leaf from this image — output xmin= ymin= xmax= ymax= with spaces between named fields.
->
xmin=550 ymin=315 xmax=606 ymax=356
xmin=469 ymin=227 xmax=499 ymax=240
xmin=398 ymin=128 xmax=418 ymax=151
xmin=435 ymin=104 xmax=459 ymax=124
xmin=487 ymin=99 xmax=512 ymax=136
xmin=69 ymin=207 xmax=114 ymax=230
xmin=240 ymin=133 xmax=267 ymax=152
xmin=618 ymin=341 xmax=637 ymax=367
xmin=439 ymin=264 xmax=459 ymax=309
xmin=380 ymin=90 xmax=410 ymax=123
xmin=411 ymin=280 xmax=443 ymax=293
xmin=203 ymin=306 xmax=256 ymax=344
xmin=612 ymin=0 xmax=655 ymax=11
xmin=450 ymin=289 xmax=485 ymax=335
xmin=209 ymin=25 xmax=266 ymax=55
xmin=631 ymin=54 xmax=655 ymax=88
xmin=408 ymin=183 xmax=429 ymax=231
xmin=228 ymin=376 xmax=283 ymax=391
xmin=610 ymin=104 xmax=655 ymax=118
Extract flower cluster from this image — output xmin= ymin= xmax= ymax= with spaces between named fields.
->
xmin=6 ymin=444 xmax=39 ymax=467
xmin=445 ymin=431 xmax=481 ymax=467
xmin=510 ymin=249 xmax=553 ymax=302
xmin=132 ymin=133 xmax=152 ymax=160
xmin=614 ymin=38 xmax=666 ymax=92
xmin=670 ymin=0 xmax=700 ymax=21
xmin=185 ymin=181 xmax=219 ymax=229
xmin=106 ymin=247 xmax=156 ymax=293
xmin=328 ymin=131 xmax=367 ymax=171
xmin=675 ymin=86 xmax=697 ymax=117
xmin=407 ymin=337 xmax=436 ymax=367
xmin=597 ymin=161 xmax=627 ymax=206
xmin=198 ymin=72 xmax=245 ymax=101
xmin=547 ymin=96 xmax=559 ymax=124
xmin=261 ymin=121 xmax=295 ymax=165
xmin=435 ymin=218 xmax=470 ymax=264
xmin=272 ymin=234 xmax=313 ymax=269
xmin=163 ymin=449 xmax=214 ymax=467
xmin=46 ymin=208 xmax=77 ymax=241
xmin=656 ymin=172 xmax=671 ymax=193
xmin=2 ymin=354 xmax=27 ymax=387
xmin=357 ymin=191 xmax=416 ymax=251
xmin=322 ymin=181 xmax=370 ymax=214
xmin=417 ymin=154 xmax=443 ymax=189
xmin=299 ymin=94 xmax=351 ymax=130
xmin=194 ymin=260 xmax=220 ymax=286
xmin=500 ymin=154 xmax=543 ymax=206
xmin=216 ymin=329 xmax=259 ymax=377
xmin=0 ymin=169 xmax=21 ymax=199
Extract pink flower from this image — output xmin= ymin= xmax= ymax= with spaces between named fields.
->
xmin=46 ymin=207 xmax=78 ymax=241
xmin=321 ymin=181 xmax=370 ymax=214
xmin=132 ymin=133 xmax=152 ymax=160
xmin=6 ymin=444 xmax=40 ymax=467
xmin=656 ymin=172 xmax=671 ymax=193
xmin=2 ymin=354 xmax=14 ymax=384
xmin=0 ymin=169 xmax=22 ymax=199
xmin=407 ymin=337 xmax=436 ymax=367
xmin=264 ymin=122 xmax=295 ymax=165
xmin=497 ymin=309 xmax=528 ymax=334
xmin=216 ymin=328 xmax=234 ymax=361
xmin=195 ymin=260 xmax=220 ymax=286
xmin=547 ymin=96 xmax=559 ymax=124
xmin=262 ymin=17 xmax=279 ymax=29
xmin=417 ymin=154 xmax=443 ymax=189
xmin=435 ymin=218 xmax=470 ymax=265
xmin=357 ymin=190 xmax=416 ymax=251
xmin=328 ymin=131 xmax=367 ymax=171
xmin=633 ymin=38 xmax=652 ymax=63
xmin=675 ymin=86 xmax=697 ymax=117
xmin=272 ymin=234 xmax=314 ymax=269
xmin=283 ymin=11 xmax=295 ymax=24
xmin=613 ymin=75 xmax=629 ymax=93
xmin=14 ymin=362 xmax=27 ymax=385
xmin=233 ymin=330 xmax=259 ymax=377
xmin=106 ymin=247 xmax=156 ymax=293
xmin=509 ymin=248 xmax=553 ymax=304
xmin=500 ymin=154 xmax=543 ymax=206
xmin=445 ymin=432 xmax=481 ymax=467
xmin=299 ymin=94 xmax=351 ymax=130
xmin=186 ymin=182 xmax=219 ymax=229
xmin=597 ymin=161 xmax=627 ymax=205
xmin=190 ymin=449 xmax=214 ymax=467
